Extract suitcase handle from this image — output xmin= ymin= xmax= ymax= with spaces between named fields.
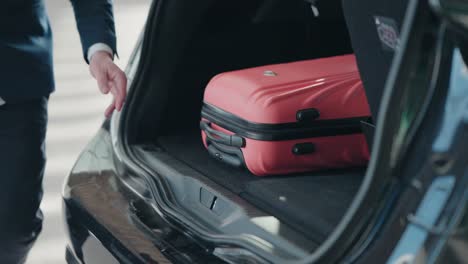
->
xmin=207 ymin=144 xmax=244 ymax=168
xmin=200 ymin=121 xmax=245 ymax=148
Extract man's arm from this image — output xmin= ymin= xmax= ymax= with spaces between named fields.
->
xmin=69 ymin=0 xmax=127 ymax=117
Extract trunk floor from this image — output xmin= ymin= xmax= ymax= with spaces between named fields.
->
xmin=157 ymin=132 xmax=365 ymax=243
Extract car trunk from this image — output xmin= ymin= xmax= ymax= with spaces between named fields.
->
xmin=125 ymin=0 xmax=366 ymax=249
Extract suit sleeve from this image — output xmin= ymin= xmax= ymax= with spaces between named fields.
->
xmin=69 ymin=0 xmax=117 ymax=63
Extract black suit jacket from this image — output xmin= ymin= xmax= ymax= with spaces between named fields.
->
xmin=0 ymin=0 xmax=117 ymax=103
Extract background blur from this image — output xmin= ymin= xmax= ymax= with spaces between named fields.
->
xmin=27 ymin=0 xmax=152 ymax=263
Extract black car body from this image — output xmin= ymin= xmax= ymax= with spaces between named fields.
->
xmin=63 ymin=0 xmax=468 ymax=263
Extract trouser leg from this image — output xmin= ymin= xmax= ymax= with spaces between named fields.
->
xmin=0 ymin=97 xmax=48 ymax=264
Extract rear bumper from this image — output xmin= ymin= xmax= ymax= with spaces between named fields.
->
xmin=62 ymin=185 xmax=154 ymax=264
xmin=60 ymin=126 xmax=174 ymax=264
xmin=61 ymin=125 xmax=223 ymax=264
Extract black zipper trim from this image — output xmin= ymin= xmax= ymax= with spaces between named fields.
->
xmin=202 ymin=103 xmax=370 ymax=141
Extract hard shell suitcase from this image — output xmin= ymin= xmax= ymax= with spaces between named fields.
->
xmin=200 ymin=55 xmax=371 ymax=176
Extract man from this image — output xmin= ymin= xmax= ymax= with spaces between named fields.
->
xmin=0 ymin=0 xmax=127 ymax=263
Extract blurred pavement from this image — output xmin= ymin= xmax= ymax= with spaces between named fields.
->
xmin=27 ymin=1 xmax=152 ymax=263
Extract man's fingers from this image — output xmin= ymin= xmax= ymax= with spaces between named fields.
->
xmin=105 ymin=101 xmax=116 ymax=118
xmin=108 ymin=82 xmax=124 ymax=112
xmin=96 ymin=72 xmax=110 ymax=94
xmin=90 ymin=55 xmax=127 ymax=116
xmin=113 ymin=71 xmax=127 ymax=110
xmin=108 ymin=67 xmax=127 ymax=111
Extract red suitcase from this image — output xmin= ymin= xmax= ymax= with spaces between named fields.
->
xmin=200 ymin=55 xmax=371 ymax=176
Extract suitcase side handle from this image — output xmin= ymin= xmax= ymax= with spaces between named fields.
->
xmin=207 ymin=144 xmax=244 ymax=168
xmin=200 ymin=121 xmax=245 ymax=148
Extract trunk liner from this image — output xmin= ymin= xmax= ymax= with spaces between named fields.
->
xmin=157 ymin=132 xmax=364 ymax=243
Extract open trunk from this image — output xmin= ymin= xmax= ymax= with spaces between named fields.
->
xmin=125 ymin=0 xmax=368 ymax=254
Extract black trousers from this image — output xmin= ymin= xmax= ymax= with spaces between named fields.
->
xmin=0 ymin=97 xmax=48 ymax=264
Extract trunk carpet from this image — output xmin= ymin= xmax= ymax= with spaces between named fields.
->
xmin=157 ymin=132 xmax=365 ymax=243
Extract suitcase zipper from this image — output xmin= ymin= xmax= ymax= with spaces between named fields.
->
xmin=202 ymin=103 xmax=370 ymax=141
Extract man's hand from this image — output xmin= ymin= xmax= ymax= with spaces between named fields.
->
xmin=89 ymin=51 xmax=127 ymax=117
